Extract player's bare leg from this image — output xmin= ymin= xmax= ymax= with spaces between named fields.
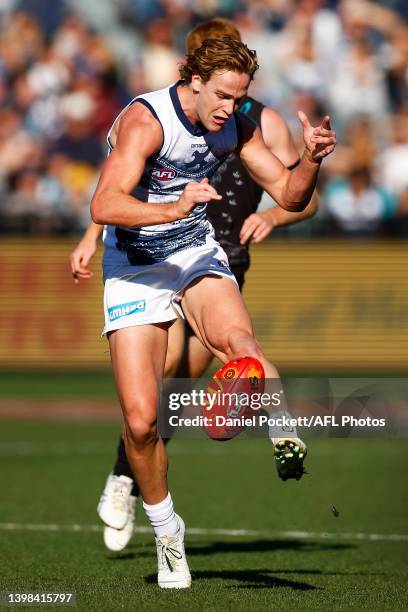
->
xmin=97 ymin=319 xmax=211 ymax=551
xmin=108 ymin=322 xmax=191 ymax=588
xmin=108 ymin=323 xmax=169 ymax=504
xmin=181 ymin=275 xmax=307 ymax=480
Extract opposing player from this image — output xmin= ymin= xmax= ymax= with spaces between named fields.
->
xmin=71 ymin=20 xmax=320 ymax=556
xmin=87 ymin=34 xmax=335 ymax=587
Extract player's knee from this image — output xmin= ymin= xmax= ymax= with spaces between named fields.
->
xmin=125 ymin=413 xmax=158 ymax=447
xmin=122 ymin=394 xmax=158 ymax=446
xmin=225 ymin=329 xmax=263 ymax=362
xmin=216 ymin=329 xmax=282 ymax=376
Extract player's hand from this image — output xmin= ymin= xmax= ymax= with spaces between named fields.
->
xmin=174 ymin=178 xmax=221 ymax=219
xmin=70 ymin=238 xmax=97 ymax=284
xmin=239 ymin=212 xmax=275 ymax=245
xmin=298 ymin=112 xmax=336 ymax=162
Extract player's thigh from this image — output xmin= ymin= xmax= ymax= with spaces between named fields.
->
xmin=108 ymin=323 xmax=168 ymax=421
xmin=164 ymin=318 xmax=185 ymax=378
xmin=181 ymin=275 xmax=253 ymax=356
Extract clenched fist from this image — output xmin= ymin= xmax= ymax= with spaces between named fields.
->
xmin=174 ymin=178 xmax=222 ymax=219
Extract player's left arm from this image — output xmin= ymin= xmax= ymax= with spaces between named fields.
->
xmin=240 ymin=108 xmax=319 ymax=244
xmin=238 ymin=111 xmax=336 ymax=214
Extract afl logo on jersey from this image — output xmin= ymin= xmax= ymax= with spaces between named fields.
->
xmin=152 ymin=169 xmax=177 ymax=181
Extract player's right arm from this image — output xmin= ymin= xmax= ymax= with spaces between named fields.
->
xmin=91 ymin=104 xmax=220 ymax=227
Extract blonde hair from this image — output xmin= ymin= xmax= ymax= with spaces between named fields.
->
xmin=179 ymin=36 xmax=258 ymax=84
xmin=186 ymin=17 xmax=241 ymax=54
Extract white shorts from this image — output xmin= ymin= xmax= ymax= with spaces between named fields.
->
xmin=102 ymin=234 xmax=237 ymax=335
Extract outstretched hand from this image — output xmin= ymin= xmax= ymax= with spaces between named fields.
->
xmin=298 ymin=112 xmax=336 ymax=162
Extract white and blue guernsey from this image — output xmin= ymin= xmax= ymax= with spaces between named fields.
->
xmin=103 ymin=81 xmax=241 ymax=267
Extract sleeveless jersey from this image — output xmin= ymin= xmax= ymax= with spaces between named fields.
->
xmin=208 ymin=95 xmax=264 ymax=276
xmin=103 ymin=81 xmax=240 ymax=267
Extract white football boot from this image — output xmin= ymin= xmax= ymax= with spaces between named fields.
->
xmin=97 ymin=473 xmax=133 ymax=529
xmin=155 ymin=515 xmax=191 ymax=589
xmin=103 ymin=495 xmax=137 ymax=552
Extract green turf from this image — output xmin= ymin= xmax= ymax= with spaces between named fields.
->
xmin=0 ymin=371 xmax=117 ymax=398
xmin=0 ymin=421 xmax=407 ymax=610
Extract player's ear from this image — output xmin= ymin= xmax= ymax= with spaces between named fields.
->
xmin=191 ymin=74 xmax=202 ymax=94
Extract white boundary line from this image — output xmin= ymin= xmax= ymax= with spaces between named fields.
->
xmin=0 ymin=523 xmax=407 ymax=542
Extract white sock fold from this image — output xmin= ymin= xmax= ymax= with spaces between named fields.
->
xmin=143 ymin=492 xmax=180 ymax=538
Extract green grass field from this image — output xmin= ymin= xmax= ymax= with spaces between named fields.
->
xmin=0 ymin=419 xmax=407 ymax=611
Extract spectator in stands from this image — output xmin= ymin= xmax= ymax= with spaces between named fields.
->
xmin=324 ymin=165 xmax=397 ymax=236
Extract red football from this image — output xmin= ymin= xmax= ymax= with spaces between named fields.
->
xmin=201 ymin=356 xmax=265 ymax=441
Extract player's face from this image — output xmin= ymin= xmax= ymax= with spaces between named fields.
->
xmin=192 ymin=70 xmax=250 ymax=131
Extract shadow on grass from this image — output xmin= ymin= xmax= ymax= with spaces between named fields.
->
xmin=145 ymin=568 xmax=319 ymax=590
xmin=107 ymin=552 xmax=138 ymax=561
xmin=262 ymin=569 xmax=389 ymax=576
xmin=144 ymin=566 xmax=387 ymax=590
xmin=186 ymin=539 xmax=355 ymax=556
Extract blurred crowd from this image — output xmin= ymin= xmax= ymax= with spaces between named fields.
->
xmin=0 ymin=0 xmax=407 ymax=238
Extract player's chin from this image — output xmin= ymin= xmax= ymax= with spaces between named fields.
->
xmin=208 ymin=117 xmax=226 ymax=131
xmin=207 ymin=123 xmax=223 ymax=133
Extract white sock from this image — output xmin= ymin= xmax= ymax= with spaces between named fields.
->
xmin=261 ymin=380 xmax=298 ymax=444
xmin=143 ymin=492 xmax=180 ymax=538
xmin=268 ymin=409 xmax=298 ymax=444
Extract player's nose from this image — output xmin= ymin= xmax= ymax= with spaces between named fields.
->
xmin=223 ymin=99 xmax=235 ymax=117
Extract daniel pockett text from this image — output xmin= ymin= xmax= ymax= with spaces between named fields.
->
xmin=167 ymin=414 xmax=387 ymax=429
